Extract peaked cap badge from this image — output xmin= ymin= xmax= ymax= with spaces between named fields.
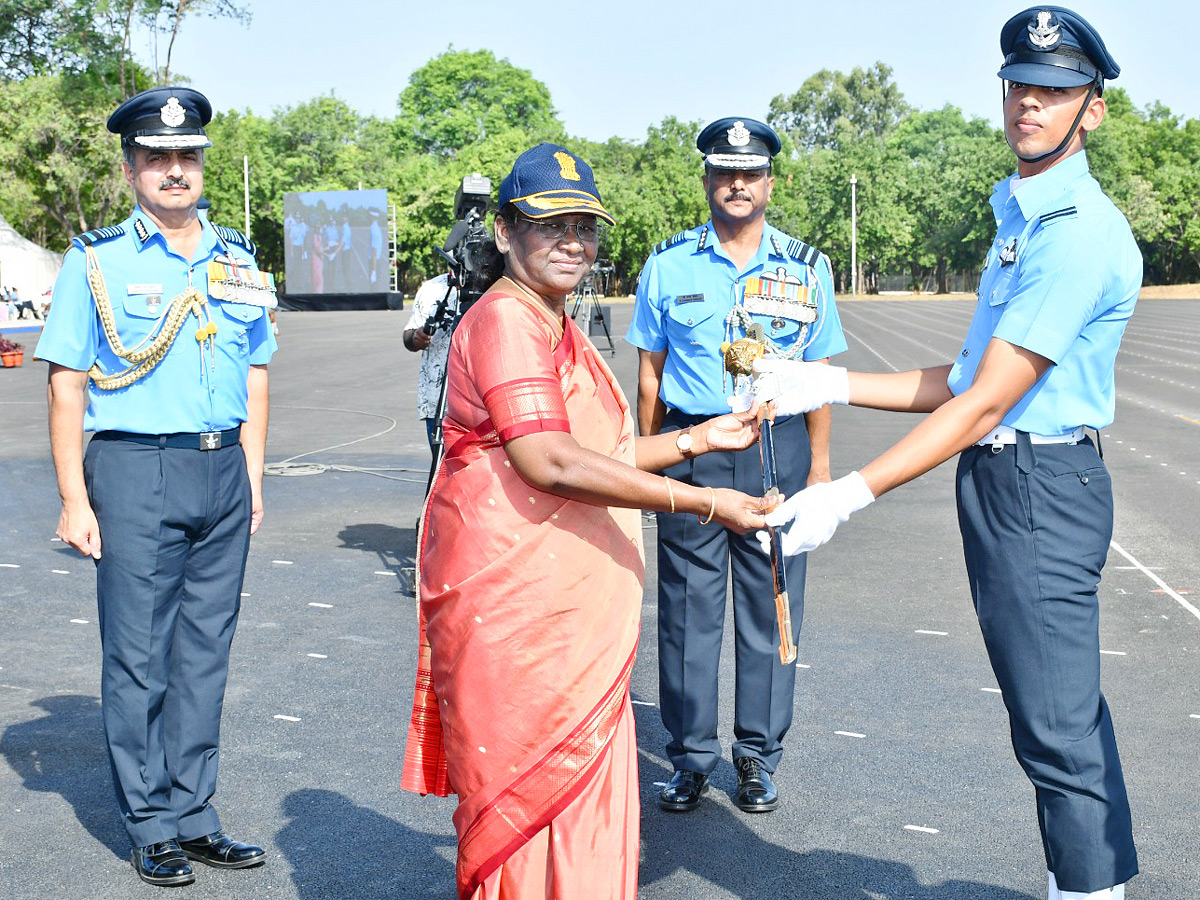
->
xmin=553 ymin=150 xmax=582 ymax=181
xmin=727 ymin=121 xmax=751 ymax=147
xmin=160 ymin=96 xmax=186 ymax=127
xmin=1027 ymin=10 xmax=1062 ymax=50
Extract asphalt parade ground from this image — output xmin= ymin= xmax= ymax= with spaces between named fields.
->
xmin=1 ymin=298 xmax=1197 ymax=900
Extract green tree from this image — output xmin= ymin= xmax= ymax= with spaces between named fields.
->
xmin=587 ymin=116 xmax=708 ymax=291
xmin=888 ymin=107 xmax=1010 ymax=292
xmin=396 ymin=48 xmax=563 ymax=157
xmin=0 ymin=74 xmax=127 ymax=249
xmin=768 ymin=63 xmax=913 ymax=153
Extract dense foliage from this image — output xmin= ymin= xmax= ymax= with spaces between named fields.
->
xmin=2 ymin=15 xmax=1197 ymax=293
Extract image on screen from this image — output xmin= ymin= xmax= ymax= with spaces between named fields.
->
xmin=283 ymin=189 xmax=389 ymax=294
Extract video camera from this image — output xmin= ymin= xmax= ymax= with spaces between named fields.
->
xmin=423 ymin=173 xmax=493 ymax=337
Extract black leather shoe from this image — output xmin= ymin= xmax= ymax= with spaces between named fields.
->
xmin=735 ymin=757 xmax=779 ymax=812
xmin=179 ymin=831 xmax=266 ymax=869
xmin=131 ymin=839 xmax=195 ymax=886
xmin=658 ymin=769 xmax=708 ymax=812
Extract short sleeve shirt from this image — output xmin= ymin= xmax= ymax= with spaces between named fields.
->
xmin=404 ymin=274 xmax=456 ymax=419
xmin=947 ymin=152 xmax=1142 ymax=432
xmin=626 ymin=220 xmax=847 ymax=415
xmin=35 ymin=208 xmax=277 ymax=433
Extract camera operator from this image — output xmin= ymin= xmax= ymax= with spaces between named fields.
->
xmin=403 ymin=272 xmax=458 ymax=452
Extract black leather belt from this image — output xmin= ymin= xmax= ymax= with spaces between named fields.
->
xmin=95 ymin=426 xmax=241 ymax=451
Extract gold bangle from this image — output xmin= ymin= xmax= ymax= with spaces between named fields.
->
xmin=664 ymin=476 xmax=675 ymax=514
xmin=698 ymin=486 xmax=716 ymax=525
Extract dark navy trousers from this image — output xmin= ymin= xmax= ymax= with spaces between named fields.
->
xmin=957 ymin=433 xmax=1138 ymax=893
xmin=84 ymin=434 xmax=251 ymax=848
xmin=656 ymin=411 xmax=811 ymax=776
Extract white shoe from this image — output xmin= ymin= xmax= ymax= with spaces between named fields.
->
xmin=1049 ymin=871 xmax=1126 ymax=900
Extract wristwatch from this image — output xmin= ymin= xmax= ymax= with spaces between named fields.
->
xmin=676 ymin=429 xmax=694 ymax=457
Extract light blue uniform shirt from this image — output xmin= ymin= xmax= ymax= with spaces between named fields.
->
xmin=36 ymin=207 xmax=277 ymax=434
xmin=627 ymin=220 xmax=847 ymax=415
xmin=947 ymin=152 xmax=1141 ymax=433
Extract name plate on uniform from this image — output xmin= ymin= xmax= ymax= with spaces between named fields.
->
xmin=207 ymin=261 xmax=278 ymax=309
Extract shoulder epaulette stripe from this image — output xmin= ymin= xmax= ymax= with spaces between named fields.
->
xmin=1039 ymin=206 xmax=1078 ymax=226
xmin=784 ymin=238 xmax=820 ymax=267
xmin=214 ymin=224 xmax=257 ymax=256
xmin=696 ymin=225 xmax=709 ymax=252
xmin=770 ymin=235 xmax=784 ymax=257
xmin=72 ymin=225 xmax=126 ymax=249
xmin=653 ymin=230 xmax=690 ymax=255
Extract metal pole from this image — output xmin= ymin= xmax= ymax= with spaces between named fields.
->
xmin=242 ymin=155 xmax=251 ymax=238
xmin=850 ymin=174 xmax=858 ymax=297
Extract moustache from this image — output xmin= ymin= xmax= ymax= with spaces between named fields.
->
xmin=159 ymin=177 xmax=191 ymax=190
xmin=724 ymin=192 xmax=751 ymax=202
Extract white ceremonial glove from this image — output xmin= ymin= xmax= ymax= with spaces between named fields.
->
xmin=756 ymin=471 xmax=875 ymax=557
xmin=752 ymin=359 xmax=850 ymax=415
xmin=727 ymin=387 xmax=754 ymax=414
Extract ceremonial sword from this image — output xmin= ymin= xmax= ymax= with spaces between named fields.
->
xmin=722 ymin=333 xmax=797 ymax=665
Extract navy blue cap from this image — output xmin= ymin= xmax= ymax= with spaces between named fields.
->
xmin=107 ymin=87 xmax=213 ymax=150
xmin=497 ymin=143 xmax=615 ymax=226
xmin=697 ymin=118 xmax=781 ymax=170
xmin=999 ymin=7 xmax=1120 ymax=88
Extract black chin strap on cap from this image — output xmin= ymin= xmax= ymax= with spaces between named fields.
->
xmin=1015 ymin=78 xmax=1100 ymax=165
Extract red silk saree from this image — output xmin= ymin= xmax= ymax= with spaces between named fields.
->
xmin=402 ymin=282 xmax=644 ymax=899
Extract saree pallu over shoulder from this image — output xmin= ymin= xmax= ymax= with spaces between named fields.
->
xmin=402 ymin=287 xmax=644 ymax=899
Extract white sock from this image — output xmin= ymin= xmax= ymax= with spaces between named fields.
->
xmin=1050 ymin=871 xmax=1126 ymax=900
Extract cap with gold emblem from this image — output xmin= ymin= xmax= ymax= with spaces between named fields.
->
xmin=696 ymin=117 xmax=781 ymax=171
xmin=497 ymin=142 xmax=615 ymax=225
xmin=998 ymin=6 xmax=1120 ymax=89
xmin=107 ymin=87 xmax=214 ymax=150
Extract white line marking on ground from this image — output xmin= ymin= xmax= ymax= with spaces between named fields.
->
xmin=797 ymin=663 xmax=811 ymax=669
xmin=835 ymin=731 xmax=866 ymax=739
xmin=1110 ymin=540 xmax=1200 ymax=623
xmin=307 ymin=653 xmax=327 ymax=659
xmin=981 ymin=688 xmax=1002 ymax=694
xmin=241 ymin=592 xmax=250 ymax=597
xmin=915 ymin=629 xmax=948 ymax=636
xmin=70 ymin=619 xmax=89 ymax=624
xmin=1100 ymin=650 xmax=1127 ymax=656
xmin=308 ymin=602 xmax=333 ymax=609
xmin=273 ymin=560 xmax=293 ymax=565
xmin=274 ymin=715 xmax=301 ymax=722
xmin=904 ymin=825 xmax=939 ymax=834
xmin=51 ymin=570 xmax=69 ymax=575
xmin=1190 ymin=714 xmax=1200 ymax=720
xmin=0 ymin=563 xmax=19 ymax=568
xmin=631 ymin=699 xmax=655 ymax=706
xmin=374 ymin=571 xmax=391 ymax=575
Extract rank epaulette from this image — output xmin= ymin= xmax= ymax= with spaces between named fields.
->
xmin=213 ymin=224 xmax=257 ymax=257
xmin=1039 ymin=206 xmax=1078 ymax=227
xmin=72 ymin=225 xmax=126 ymax=250
xmin=653 ymin=230 xmax=692 ymax=256
xmin=784 ymin=237 xmax=821 ymax=268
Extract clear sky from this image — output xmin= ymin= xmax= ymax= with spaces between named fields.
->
xmin=165 ymin=0 xmax=1197 ymax=142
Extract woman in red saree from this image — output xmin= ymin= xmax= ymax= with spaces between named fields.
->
xmin=402 ymin=143 xmax=770 ymax=899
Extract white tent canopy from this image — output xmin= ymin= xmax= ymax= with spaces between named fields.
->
xmin=0 ymin=213 xmax=62 ymax=311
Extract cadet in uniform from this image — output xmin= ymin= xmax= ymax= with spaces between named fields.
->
xmin=627 ymin=118 xmax=847 ymax=813
xmin=756 ymin=9 xmax=1138 ymax=898
xmin=37 ymin=86 xmax=276 ymax=888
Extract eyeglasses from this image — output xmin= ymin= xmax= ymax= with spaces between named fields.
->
xmin=516 ymin=215 xmax=606 ymax=244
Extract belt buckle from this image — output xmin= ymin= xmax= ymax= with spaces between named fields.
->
xmin=200 ymin=431 xmax=221 ymax=451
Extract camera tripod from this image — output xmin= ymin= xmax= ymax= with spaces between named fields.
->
xmin=569 ymin=273 xmax=614 ymax=355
